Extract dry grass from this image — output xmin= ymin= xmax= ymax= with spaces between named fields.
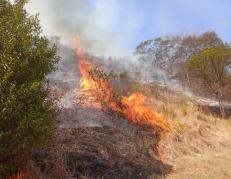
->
xmin=29 ymin=126 xmax=172 ymax=178
xmin=23 ymin=81 xmax=231 ymax=179
xmin=145 ymin=85 xmax=231 ymax=179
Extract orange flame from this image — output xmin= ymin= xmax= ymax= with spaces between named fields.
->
xmin=75 ymin=37 xmax=171 ymax=156
xmin=75 ymin=37 xmax=116 ymax=109
xmin=8 ymin=172 xmax=25 ymax=179
xmin=121 ymin=93 xmax=171 ymax=133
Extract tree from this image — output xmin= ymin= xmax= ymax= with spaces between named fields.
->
xmin=135 ymin=36 xmax=181 ymax=68
xmin=186 ymin=45 xmax=231 ymax=116
xmin=135 ymin=32 xmax=223 ymax=71
xmin=0 ymin=0 xmax=59 ymax=177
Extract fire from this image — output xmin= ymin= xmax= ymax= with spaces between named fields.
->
xmin=121 ymin=93 xmax=171 ymax=133
xmin=75 ymin=37 xmax=171 ymax=156
xmin=8 ymin=172 xmax=25 ymax=179
xmin=76 ymin=37 xmax=116 ymax=108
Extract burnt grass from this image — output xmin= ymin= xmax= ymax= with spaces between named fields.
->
xmin=32 ymin=126 xmax=172 ymax=179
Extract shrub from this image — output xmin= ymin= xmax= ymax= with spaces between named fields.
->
xmin=0 ymin=0 xmax=59 ymax=177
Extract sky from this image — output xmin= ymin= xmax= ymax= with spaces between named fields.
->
xmin=26 ymin=0 xmax=231 ymax=57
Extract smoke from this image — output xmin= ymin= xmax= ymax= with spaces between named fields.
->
xmin=26 ymin=0 xmax=143 ymax=57
xmin=25 ymin=0 xmax=228 ymax=111
xmin=25 ymin=0 xmax=145 ymax=108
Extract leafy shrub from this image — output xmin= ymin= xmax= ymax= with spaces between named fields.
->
xmin=0 ymin=0 xmax=59 ymax=177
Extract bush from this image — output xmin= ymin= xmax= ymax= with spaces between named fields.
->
xmin=0 ymin=0 xmax=59 ymax=177
xmin=185 ymin=45 xmax=231 ymax=117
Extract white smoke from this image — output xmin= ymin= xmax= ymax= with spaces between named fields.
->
xmin=25 ymin=0 xmax=143 ymax=57
xmin=25 ymin=0 xmax=229 ymax=110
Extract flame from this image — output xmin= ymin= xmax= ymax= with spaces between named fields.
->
xmin=76 ymin=37 xmax=116 ymax=108
xmin=75 ymin=37 xmax=171 ymax=156
xmin=121 ymin=93 xmax=171 ymax=133
xmin=8 ymin=172 xmax=25 ymax=179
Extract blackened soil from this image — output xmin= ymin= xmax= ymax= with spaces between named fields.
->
xmin=32 ymin=126 xmax=172 ymax=179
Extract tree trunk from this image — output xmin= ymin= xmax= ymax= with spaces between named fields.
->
xmin=218 ymin=88 xmax=226 ymax=118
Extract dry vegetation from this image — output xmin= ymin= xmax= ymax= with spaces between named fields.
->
xmin=8 ymin=64 xmax=230 ymax=179
xmin=3 ymin=2 xmax=231 ymax=178
xmin=144 ymin=85 xmax=231 ymax=179
xmin=18 ymin=81 xmax=231 ymax=179
xmin=106 ymin=78 xmax=231 ymax=178
xmin=28 ymin=125 xmax=172 ymax=178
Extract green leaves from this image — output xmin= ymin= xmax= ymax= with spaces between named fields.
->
xmin=186 ymin=45 xmax=231 ymax=90
xmin=0 ymin=0 xmax=59 ymax=176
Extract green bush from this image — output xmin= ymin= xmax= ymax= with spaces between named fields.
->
xmin=0 ymin=0 xmax=59 ymax=177
xmin=185 ymin=45 xmax=231 ymax=117
xmin=186 ymin=45 xmax=231 ymax=94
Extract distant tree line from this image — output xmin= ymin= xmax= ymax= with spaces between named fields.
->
xmin=135 ymin=31 xmax=224 ymax=71
xmin=135 ymin=32 xmax=231 ymax=116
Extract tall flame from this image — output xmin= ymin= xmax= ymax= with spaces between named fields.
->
xmin=75 ymin=37 xmax=171 ymax=156
xmin=76 ymin=37 xmax=116 ymax=109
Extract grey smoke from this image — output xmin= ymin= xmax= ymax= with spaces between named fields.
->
xmin=26 ymin=0 xmax=189 ymax=95
xmin=26 ymin=0 xmax=142 ymax=57
xmin=26 ymin=0 xmax=227 ymax=110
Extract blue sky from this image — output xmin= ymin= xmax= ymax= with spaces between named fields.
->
xmin=111 ymin=0 xmax=231 ymax=48
xmin=27 ymin=0 xmax=231 ymax=56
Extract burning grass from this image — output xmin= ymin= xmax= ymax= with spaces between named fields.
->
xmin=137 ymin=86 xmax=231 ymax=178
xmin=19 ymin=38 xmax=231 ymax=179
xmin=14 ymin=85 xmax=231 ymax=178
xmin=24 ymin=72 xmax=231 ymax=178
xmin=75 ymin=38 xmax=171 ymax=157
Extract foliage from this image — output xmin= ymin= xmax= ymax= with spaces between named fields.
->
xmin=186 ymin=45 xmax=231 ymax=90
xmin=0 ymin=0 xmax=59 ymax=177
xmin=185 ymin=45 xmax=231 ymax=117
xmin=135 ymin=31 xmax=223 ymax=69
xmin=89 ymin=67 xmax=117 ymax=82
xmin=87 ymin=67 xmax=121 ymax=108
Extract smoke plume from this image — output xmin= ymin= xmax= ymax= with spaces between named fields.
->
xmin=26 ymin=0 xmax=143 ymax=57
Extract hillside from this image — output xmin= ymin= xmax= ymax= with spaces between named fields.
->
xmin=19 ymin=82 xmax=231 ymax=179
xmin=30 ymin=42 xmax=231 ymax=179
xmin=2 ymin=1 xmax=231 ymax=179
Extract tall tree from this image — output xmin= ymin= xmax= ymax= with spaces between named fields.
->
xmin=135 ymin=32 xmax=223 ymax=70
xmin=0 ymin=0 xmax=59 ymax=177
xmin=186 ymin=45 xmax=231 ymax=116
